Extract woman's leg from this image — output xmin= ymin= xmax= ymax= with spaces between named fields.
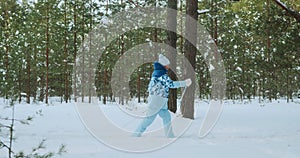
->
xmin=158 ymin=109 xmax=175 ymax=138
xmin=133 ymin=113 xmax=157 ymax=137
xmin=133 ymin=95 xmax=168 ymax=137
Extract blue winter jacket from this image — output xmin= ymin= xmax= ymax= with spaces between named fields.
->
xmin=148 ymin=62 xmax=186 ymax=99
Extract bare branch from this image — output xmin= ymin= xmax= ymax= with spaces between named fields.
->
xmin=0 ymin=123 xmax=11 ymax=128
xmin=272 ymin=0 xmax=300 ymax=22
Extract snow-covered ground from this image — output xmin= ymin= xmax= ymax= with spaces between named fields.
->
xmin=1 ymin=98 xmax=300 ymax=158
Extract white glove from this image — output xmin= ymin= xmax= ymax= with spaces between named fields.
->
xmin=185 ymin=78 xmax=192 ymax=87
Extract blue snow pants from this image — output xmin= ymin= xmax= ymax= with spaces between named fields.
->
xmin=133 ymin=95 xmax=175 ymax=138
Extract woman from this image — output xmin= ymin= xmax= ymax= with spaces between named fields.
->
xmin=133 ymin=54 xmax=192 ymax=138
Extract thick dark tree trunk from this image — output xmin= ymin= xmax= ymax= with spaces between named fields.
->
xmin=181 ymin=0 xmax=197 ymax=119
xmin=166 ymin=0 xmax=178 ymax=113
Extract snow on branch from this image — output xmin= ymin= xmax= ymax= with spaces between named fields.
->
xmin=198 ymin=9 xmax=210 ymax=14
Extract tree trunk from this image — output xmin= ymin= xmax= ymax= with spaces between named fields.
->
xmin=26 ymin=48 xmax=31 ymax=104
xmin=181 ymin=0 xmax=197 ymax=119
xmin=88 ymin=0 xmax=93 ymax=103
xmin=266 ymin=0 xmax=272 ymax=101
xmin=81 ymin=2 xmax=85 ymax=102
xmin=64 ymin=0 xmax=69 ymax=103
xmin=73 ymin=0 xmax=78 ymax=102
xmin=33 ymin=43 xmax=38 ymax=101
xmin=137 ymin=72 xmax=141 ymax=103
xmin=18 ymin=67 xmax=22 ymax=103
xmin=286 ymin=67 xmax=290 ymax=103
xmin=45 ymin=1 xmax=49 ymax=104
xmin=120 ymin=6 xmax=125 ymax=104
xmin=39 ymin=74 xmax=45 ymax=102
xmin=166 ymin=0 xmax=178 ymax=113
xmin=179 ymin=0 xmax=184 ymax=54
xmin=211 ymin=0 xmax=218 ymax=45
xmin=4 ymin=5 xmax=9 ymax=99
xmin=103 ymin=70 xmax=107 ymax=105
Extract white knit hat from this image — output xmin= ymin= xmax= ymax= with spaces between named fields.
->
xmin=158 ymin=54 xmax=170 ymax=66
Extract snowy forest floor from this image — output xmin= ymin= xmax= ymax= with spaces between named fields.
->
xmin=1 ymin=98 xmax=300 ymax=158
